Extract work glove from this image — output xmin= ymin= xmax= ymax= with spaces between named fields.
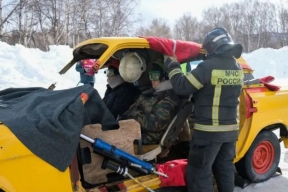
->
xmin=84 ymin=68 xmax=97 ymax=74
xmin=163 ymin=54 xmax=179 ymax=70
xmin=84 ymin=68 xmax=91 ymax=72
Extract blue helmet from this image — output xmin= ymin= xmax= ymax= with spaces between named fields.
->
xmin=202 ymin=27 xmax=243 ymax=59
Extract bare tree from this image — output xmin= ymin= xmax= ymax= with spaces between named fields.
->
xmin=0 ymin=0 xmax=140 ymax=50
xmin=273 ymin=0 xmax=288 ymax=47
xmin=135 ymin=18 xmax=172 ymax=38
xmin=228 ymin=3 xmax=244 ymax=43
xmin=201 ymin=6 xmax=222 ymax=29
xmin=173 ymin=13 xmax=200 ymax=42
xmin=85 ymin=0 xmax=140 ymax=38
xmin=1 ymin=0 xmax=288 ymax=52
xmin=10 ymin=0 xmax=37 ymax=46
xmin=0 ymin=0 xmax=23 ymax=41
xmin=252 ymin=1 xmax=275 ymax=49
xmin=0 ymin=0 xmax=2 ymax=39
xmin=198 ymin=0 xmax=288 ymax=52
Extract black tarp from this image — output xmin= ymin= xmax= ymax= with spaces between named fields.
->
xmin=0 ymin=85 xmax=118 ymax=171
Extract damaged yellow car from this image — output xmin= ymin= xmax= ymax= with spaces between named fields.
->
xmin=1 ymin=36 xmax=288 ymax=192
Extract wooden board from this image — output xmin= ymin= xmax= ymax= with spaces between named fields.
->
xmin=80 ymin=119 xmax=141 ymax=185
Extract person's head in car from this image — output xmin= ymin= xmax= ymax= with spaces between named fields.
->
xmin=148 ymin=63 xmax=166 ymax=89
xmin=105 ymin=59 xmax=123 ymax=89
xmin=106 ymin=59 xmax=120 ymax=80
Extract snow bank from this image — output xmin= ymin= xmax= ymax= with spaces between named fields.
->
xmin=243 ymin=46 xmax=288 ymax=79
xmin=1 ymin=41 xmax=288 ymax=95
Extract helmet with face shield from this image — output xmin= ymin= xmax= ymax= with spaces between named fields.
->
xmin=202 ymin=27 xmax=243 ymax=59
xmin=148 ymin=62 xmax=165 ymax=81
xmin=105 ymin=59 xmax=120 ymax=77
xmin=119 ymin=52 xmax=146 ymax=83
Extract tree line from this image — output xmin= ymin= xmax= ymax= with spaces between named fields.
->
xmin=0 ymin=0 xmax=287 ymax=52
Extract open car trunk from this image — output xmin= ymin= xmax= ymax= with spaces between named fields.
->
xmin=59 ymin=36 xmax=203 ymax=75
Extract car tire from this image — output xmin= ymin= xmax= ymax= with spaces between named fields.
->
xmin=235 ymin=130 xmax=281 ymax=182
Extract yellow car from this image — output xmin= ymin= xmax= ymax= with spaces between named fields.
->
xmin=1 ymin=37 xmax=288 ymax=192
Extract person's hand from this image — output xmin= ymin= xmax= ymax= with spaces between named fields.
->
xmin=164 ymin=54 xmax=178 ymax=63
xmin=163 ymin=54 xmax=179 ymax=70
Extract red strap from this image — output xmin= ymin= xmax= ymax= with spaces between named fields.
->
xmin=117 ymin=183 xmax=127 ymax=192
xmin=157 ymin=159 xmax=187 ymax=187
xmin=262 ymin=83 xmax=280 ymax=91
xmin=70 ymin=153 xmax=80 ymax=183
xmin=99 ymin=187 xmax=108 ymax=192
xmin=258 ymin=76 xmax=280 ymax=91
xmin=259 ymin=76 xmax=275 ymax=83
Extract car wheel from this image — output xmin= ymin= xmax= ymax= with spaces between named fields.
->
xmin=235 ymin=130 xmax=281 ymax=182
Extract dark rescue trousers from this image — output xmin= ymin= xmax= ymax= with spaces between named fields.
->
xmin=186 ymin=136 xmax=236 ymax=192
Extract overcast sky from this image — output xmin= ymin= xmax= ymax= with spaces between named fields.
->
xmin=135 ymin=0 xmax=283 ymax=26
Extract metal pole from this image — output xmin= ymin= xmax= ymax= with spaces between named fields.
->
xmin=80 ymin=134 xmax=95 ymax=143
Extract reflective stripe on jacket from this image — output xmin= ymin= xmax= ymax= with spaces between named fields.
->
xmin=180 ymin=63 xmax=187 ymax=74
xmin=165 ymin=52 xmax=243 ymax=132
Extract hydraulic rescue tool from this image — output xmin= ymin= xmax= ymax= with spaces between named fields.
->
xmin=80 ymin=134 xmax=168 ymax=178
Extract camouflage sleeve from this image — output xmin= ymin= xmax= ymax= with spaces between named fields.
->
xmin=165 ymin=58 xmax=207 ymax=95
xmin=126 ymin=94 xmax=144 ymax=111
xmin=126 ymin=95 xmax=177 ymax=132
xmin=119 ymin=95 xmax=144 ymax=120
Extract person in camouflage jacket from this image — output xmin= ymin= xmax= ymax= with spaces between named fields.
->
xmin=121 ymin=63 xmax=180 ymax=145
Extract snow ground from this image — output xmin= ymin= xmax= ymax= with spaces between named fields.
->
xmin=0 ymin=41 xmax=288 ymax=191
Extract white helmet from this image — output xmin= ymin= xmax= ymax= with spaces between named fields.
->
xmin=119 ymin=52 xmax=146 ymax=83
